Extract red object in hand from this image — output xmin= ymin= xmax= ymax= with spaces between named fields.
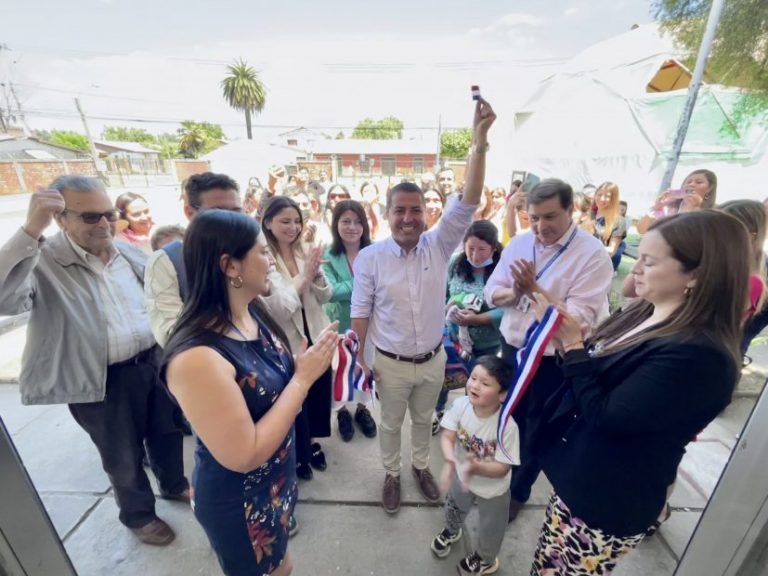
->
xmin=471 ymin=85 xmax=481 ymax=101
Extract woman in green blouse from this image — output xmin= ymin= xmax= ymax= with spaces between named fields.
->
xmin=323 ymin=200 xmax=377 ymax=441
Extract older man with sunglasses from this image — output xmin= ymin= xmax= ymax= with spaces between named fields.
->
xmin=0 ymin=176 xmax=188 ymax=546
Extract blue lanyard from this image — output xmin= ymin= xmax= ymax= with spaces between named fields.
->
xmin=533 ymin=227 xmax=578 ymax=281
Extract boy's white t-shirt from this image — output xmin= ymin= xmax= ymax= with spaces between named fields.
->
xmin=440 ymin=396 xmax=520 ymax=499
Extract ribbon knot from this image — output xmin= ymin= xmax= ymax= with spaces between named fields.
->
xmin=332 ymin=329 xmax=376 ymax=405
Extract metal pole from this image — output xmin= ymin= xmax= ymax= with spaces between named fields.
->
xmin=658 ymin=0 xmax=726 ymax=192
xmin=74 ymin=97 xmax=107 ymax=183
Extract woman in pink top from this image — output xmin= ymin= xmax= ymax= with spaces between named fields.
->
xmin=720 ymin=200 xmax=767 ymax=355
xmin=115 ymin=192 xmax=155 ymax=254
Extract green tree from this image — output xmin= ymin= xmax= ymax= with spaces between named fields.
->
xmin=440 ymin=128 xmax=472 ymax=159
xmin=155 ymin=134 xmax=180 ymax=160
xmin=46 ymin=130 xmax=90 ymax=152
xmin=221 ymin=58 xmax=267 ymax=140
xmin=176 ymin=121 xmax=225 ymax=158
xmin=103 ymin=126 xmax=157 ymax=146
xmin=351 ymin=116 xmax=404 ymax=139
xmin=654 ymin=0 xmax=768 ymax=118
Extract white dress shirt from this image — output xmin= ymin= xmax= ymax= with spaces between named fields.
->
xmin=144 ymin=249 xmax=181 ymax=347
xmin=351 ymin=197 xmax=476 ymax=356
xmin=484 ymin=223 xmax=613 ymax=355
xmin=66 ymin=234 xmax=156 ymax=364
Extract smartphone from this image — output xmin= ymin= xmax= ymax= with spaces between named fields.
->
xmin=668 ymin=189 xmax=686 ymax=200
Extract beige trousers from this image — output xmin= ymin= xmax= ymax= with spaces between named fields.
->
xmin=373 ymin=348 xmax=446 ymax=475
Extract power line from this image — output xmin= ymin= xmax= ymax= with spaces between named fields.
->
xmin=19 ymin=106 xmax=468 ymax=131
xmin=7 ymin=42 xmax=568 ymax=71
xmin=13 ymin=82 xmax=185 ymax=105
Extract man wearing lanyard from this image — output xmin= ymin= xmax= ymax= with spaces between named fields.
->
xmin=484 ymin=178 xmax=613 ymax=521
xmin=352 ymin=99 xmax=496 ymax=515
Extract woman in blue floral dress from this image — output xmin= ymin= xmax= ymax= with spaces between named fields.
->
xmin=162 ymin=210 xmax=338 ymax=576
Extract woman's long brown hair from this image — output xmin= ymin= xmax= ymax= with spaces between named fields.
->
xmin=591 ymin=210 xmax=749 ymax=369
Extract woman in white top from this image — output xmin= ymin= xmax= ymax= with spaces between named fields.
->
xmin=261 ymin=196 xmax=334 ymax=481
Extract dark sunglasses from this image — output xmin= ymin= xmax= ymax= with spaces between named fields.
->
xmin=62 ymin=209 xmax=121 ymax=224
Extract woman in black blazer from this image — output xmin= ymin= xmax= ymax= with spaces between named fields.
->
xmin=528 ymin=210 xmax=749 ymax=575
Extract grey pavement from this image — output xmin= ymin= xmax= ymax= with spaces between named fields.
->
xmin=0 ymin=372 xmax=761 ymax=576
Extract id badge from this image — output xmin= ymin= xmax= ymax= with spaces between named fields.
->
xmin=516 ymin=294 xmax=532 ymax=314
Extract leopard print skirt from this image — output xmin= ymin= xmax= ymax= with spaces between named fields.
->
xmin=530 ymin=493 xmax=646 ymax=575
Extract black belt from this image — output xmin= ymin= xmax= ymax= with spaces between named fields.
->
xmin=376 ymin=344 xmax=442 ymax=364
xmin=110 ymin=346 xmax=156 ymax=368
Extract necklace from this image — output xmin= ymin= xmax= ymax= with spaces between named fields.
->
xmin=230 ymin=321 xmax=258 ymax=342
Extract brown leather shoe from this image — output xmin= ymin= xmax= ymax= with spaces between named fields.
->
xmin=508 ymin=498 xmax=524 ymax=522
xmin=161 ymin=487 xmax=191 ymax=504
xmin=412 ymin=466 xmax=440 ymax=503
xmin=382 ymin=474 xmax=401 ymax=514
xmin=131 ymin=518 xmax=176 ymax=546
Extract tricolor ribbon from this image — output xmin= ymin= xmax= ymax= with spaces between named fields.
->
xmin=497 ymin=305 xmax=562 ymax=461
xmin=332 ymin=329 xmax=376 ymax=405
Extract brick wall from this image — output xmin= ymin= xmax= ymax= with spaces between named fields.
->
xmin=0 ymin=163 xmax=22 ymax=195
xmin=173 ymin=160 xmax=211 ymax=184
xmin=0 ymin=160 xmax=98 ymax=195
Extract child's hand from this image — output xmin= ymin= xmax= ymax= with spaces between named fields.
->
xmin=439 ymin=461 xmax=455 ymax=495
xmin=459 ymin=457 xmax=480 ymax=492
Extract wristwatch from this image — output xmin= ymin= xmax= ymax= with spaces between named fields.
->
xmin=472 ymin=142 xmax=490 ymax=155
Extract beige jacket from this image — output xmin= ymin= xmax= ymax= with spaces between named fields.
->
xmin=261 ymin=248 xmax=333 ymax=351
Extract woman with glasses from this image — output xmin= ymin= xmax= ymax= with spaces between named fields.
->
xmin=324 ymin=184 xmax=352 ymax=227
xmin=115 ymin=192 xmax=155 ymax=254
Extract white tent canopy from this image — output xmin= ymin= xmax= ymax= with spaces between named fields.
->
xmin=202 ymin=139 xmax=302 ymax=191
xmin=487 ymin=25 xmax=768 ymax=211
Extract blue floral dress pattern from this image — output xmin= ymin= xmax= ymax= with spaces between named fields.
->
xmin=183 ymin=314 xmax=297 ymax=576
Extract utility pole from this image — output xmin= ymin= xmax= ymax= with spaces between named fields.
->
xmin=658 ymin=0 xmax=726 ymax=192
xmin=0 ymin=42 xmax=10 ymax=132
xmin=9 ymin=82 xmax=30 ymax=135
xmin=74 ymin=97 xmax=107 ymax=182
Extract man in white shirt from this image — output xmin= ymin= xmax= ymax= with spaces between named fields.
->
xmin=484 ymin=178 xmax=613 ymax=520
xmin=144 ymin=172 xmax=242 ymax=347
xmin=351 ymin=99 xmax=496 ymax=514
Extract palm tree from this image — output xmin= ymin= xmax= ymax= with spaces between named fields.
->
xmin=177 ymin=121 xmax=207 ymax=158
xmin=221 ymin=58 xmax=266 ymax=140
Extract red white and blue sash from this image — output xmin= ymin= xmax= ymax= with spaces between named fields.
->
xmin=332 ymin=329 xmax=375 ymax=404
xmin=497 ymin=305 xmax=562 ymax=460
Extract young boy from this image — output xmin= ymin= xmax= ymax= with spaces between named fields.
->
xmin=431 ymin=355 xmax=519 ymax=575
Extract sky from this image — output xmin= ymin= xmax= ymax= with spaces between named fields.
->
xmin=0 ymin=0 xmax=657 ymax=141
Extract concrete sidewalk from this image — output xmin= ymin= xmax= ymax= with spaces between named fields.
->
xmin=0 ymin=370 xmax=760 ymax=576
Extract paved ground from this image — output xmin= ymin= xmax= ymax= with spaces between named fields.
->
xmin=1 ymin=191 xmax=765 ymax=574
xmin=0 ymin=369 xmax=761 ymax=576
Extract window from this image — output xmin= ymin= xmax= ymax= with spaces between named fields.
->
xmin=381 ymin=157 xmax=396 ymax=176
xmin=287 ymin=139 xmax=298 ymax=146
xmin=358 ymin=156 xmax=372 ymax=173
xmin=412 ymin=157 xmax=424 ymax=174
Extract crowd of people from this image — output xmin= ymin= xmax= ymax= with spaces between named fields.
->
xmin=0 ymin=95 xmax=764 ymax=576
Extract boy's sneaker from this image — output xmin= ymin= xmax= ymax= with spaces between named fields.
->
xmin=457 ymin=551 xmax=499 ymax=575
xmin=431 ymin=411 xmax=444 ymax=436
xmin=430 ymin=527 xmax=462 ymax=558
xmin=288 ymin=515 xmax=299 ymax=538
